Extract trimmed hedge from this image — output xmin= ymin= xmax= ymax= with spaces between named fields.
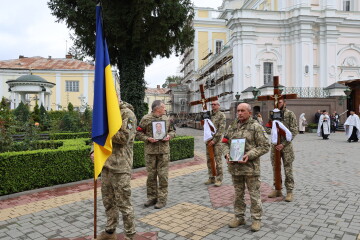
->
xmin=0 ymin=138 xmax=92 ymax=196
xmin=49 ymin=132 xmax=91 ymax=140
xmin=0 ymin=136 xmax=194 ymax=196
xmin=9 ymin=140 xmax=63 ymax=152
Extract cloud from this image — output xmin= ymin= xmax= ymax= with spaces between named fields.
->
xmin=0 ymin=0 xmax=73 ymax=60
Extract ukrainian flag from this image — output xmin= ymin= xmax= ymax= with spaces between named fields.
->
xmin=92 ymin=5 xmax=122 ymax=179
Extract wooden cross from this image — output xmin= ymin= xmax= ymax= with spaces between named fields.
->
xmin=190 ymin=84 xmax=218 ymax=177
xmin=257 ymin=76 xmax=297 ymax=191
xmin=190 ymin=84 xmax=218 ymax=111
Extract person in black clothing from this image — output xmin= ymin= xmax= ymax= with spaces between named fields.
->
xmin=314 ymin=109 xmax=321 ymax=124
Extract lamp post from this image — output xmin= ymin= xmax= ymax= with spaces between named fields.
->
xmin=252 ymin=87 xmax=260 ymax=99
xmin=234 ymin=92 xmax=241 ymax=118
xmin=344 ymin=87 xmax=352 ymax=111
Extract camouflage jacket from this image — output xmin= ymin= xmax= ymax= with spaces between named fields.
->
xmin=210 ymin=110 xmax=226 ymax=144
xmin=266 ymin=108 xmax=298 ymax=147
xmin=91 ymin=102 xmax=137 ymax=174
xmin=136 ymin=113 xmax=176 ymax=155
xmin=223 ymin=117 xmax=270 ymax=176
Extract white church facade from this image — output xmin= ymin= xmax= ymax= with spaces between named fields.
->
xmin=181 ymin=0 xmax=360 ymax=115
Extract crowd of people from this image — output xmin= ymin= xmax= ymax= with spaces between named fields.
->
xmin=90 ymin=98 xmax=359 ymax=240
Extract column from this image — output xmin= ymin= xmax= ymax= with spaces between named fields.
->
xmin=56 ymin=73 xmax=61 ymax=110
xmin=11 ymin=92 xmax=15 ymax=109
xmin=40 ymin=92 xmax=45 ymax=107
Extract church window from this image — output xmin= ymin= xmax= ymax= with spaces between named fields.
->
xmin=264 ymin=62 xmax=273 ymax=84
xmin=215 ymin=40 xmax=223 ymax=54
xmin=65 ymin=81 xmax=79 ymax=92
xmin=343 ymin=0 xmax=351 ymax=11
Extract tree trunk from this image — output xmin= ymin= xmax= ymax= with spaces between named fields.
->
xmin=117 ymin=52 xmax=146 ymax=121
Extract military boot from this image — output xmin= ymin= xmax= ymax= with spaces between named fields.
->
xmin=228 ymin=218 xmax=246 ymax=228
xmin=204 ymin=178 xmax=214 ymax=185
xmin=285 ymin=192 xmax=293 ymax=202
xmin=154 ymin=202 xmax=166 ymax=209
xmin=251 ymin=221 xmax=261 ymax=232
xmin=144 ymin=199 xmax=157 ymax=207
xmin=268 ymin=190 xmax=282 ymax=198
xmin=93 ymin=231 xmax=116 ymax=240
xmin=214 ymin=179 xmax=222 ymax=187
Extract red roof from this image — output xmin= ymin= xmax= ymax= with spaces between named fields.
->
xmin=145 ymin=87 xmax=169 ymax=95
xmin=0 ymin=56 xmax=95 ymax=71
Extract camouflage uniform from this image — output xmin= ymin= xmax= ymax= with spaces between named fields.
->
xmin=206 ymin=110 xmax=226 ymax=182
xmin=93 ymin=102 xmax=137 ymax=239
xmin=136 ymin=113 xmax=176 ymax=204
xmin=269 ymin=108 xmax=298 ymax=192
xmin=223 ymin=118 xmax=270 ymax=221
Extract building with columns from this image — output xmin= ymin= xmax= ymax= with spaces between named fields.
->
xmin=181 ymin=0 xmax=360 ymax=118
xmin=0 ymin=55 xmax=116 ymax=111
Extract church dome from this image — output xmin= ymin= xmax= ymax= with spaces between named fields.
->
xmin=14 ymin=74 xmax=47 ymax=83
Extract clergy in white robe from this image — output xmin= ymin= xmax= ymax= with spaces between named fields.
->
xmin=299 ymin=113 xmax=307 ymax=134
xmin=317 ymin=111 xmax=330 ymax=139
xmin=344 ymin=111 xmax=360 ymax=142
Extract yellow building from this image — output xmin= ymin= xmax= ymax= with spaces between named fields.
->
xmin=0 ymin=55 xmax=118 ymax=111
xmin=144 ymin=85 xmax=171 ymax=113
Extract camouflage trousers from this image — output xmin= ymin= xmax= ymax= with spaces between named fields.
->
xmin=145 ymin=153 xmax=169 ymax=204
xmin=232 ymin=175 xmax=262 ymax=221
xmin=270 ymin=143 xmax=295 ymax=192
xmin=205 ymin=143 xmax=223 ymax=181
xmin=101 ymin=168 xmax=136 ymax=238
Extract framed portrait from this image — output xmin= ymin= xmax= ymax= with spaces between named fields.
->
xmin=152 ymin=120 xmax=166 ymax=140
xmin=229 ymin=139 xmax=246 ymax=162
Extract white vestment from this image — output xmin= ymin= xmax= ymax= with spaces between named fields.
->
xmin=299 ymin=113 xmax=306 ymax=132
xmin=344 ymin=114 xmax=360 ymax=139
xmin=317 ymin=114 xmax=330 ymax=137
xmin=204 ymin=119 xmax=217 ymax=142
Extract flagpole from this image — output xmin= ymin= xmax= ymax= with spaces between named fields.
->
xmin=94 ymin=177 xmax=97 ymax=239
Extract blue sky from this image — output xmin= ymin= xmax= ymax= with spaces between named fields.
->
xmin=0 ymin=0 xmax=222 ymax=87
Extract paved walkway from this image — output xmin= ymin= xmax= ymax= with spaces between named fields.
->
xmin=0 ymin=128 xmax=359 ymax=240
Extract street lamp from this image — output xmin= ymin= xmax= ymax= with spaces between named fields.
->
xmin=252 ymin=87 xmax=260 ymax=99
xmin=344 ymin=87 xmax=351 ymax=99
xmin=235 ymin=92 xmax=240 ymax=101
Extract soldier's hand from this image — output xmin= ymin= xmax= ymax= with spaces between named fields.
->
xmin=90 ymin=152 xmax=94 ymax=163
xmin=275 ymin=144 xmax=284 ymax=151
xmin=208 ymin=140 xmax=215 ymax=146
xmin=162 ymin=135 xmax=170 ymax=141
xmin=148 ymin=137 xmax=158 ymax=143
xmin=238 ymin=154 xmax=249 ymax=163
xmin=225 ymin=154 xmax=232 ymax=164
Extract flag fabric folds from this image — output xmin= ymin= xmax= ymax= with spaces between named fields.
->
xmin=92 ymin=5 xmax=122 ymax=179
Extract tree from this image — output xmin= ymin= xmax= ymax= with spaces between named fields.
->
xmin=39 ymin=104 xmax=50 ymax=131
xmin=0 ymin=97 xmax=14 ymax=152
xmin=48 ymin=0 xmax=194 ymax=120
xmin=67 ymin=102 xmax=74 ymax=112
xmin=162 ymin=75 xmax=182 ymax=88
xmin=13 ymin=102 xmax=30 ymax=123
xmin=32 ymin=103 xmax=40 ymax=123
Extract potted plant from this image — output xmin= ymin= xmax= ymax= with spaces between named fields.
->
xmin=307 ymin=123 xmax=318 ymax=133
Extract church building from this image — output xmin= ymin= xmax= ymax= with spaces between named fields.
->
xmin=181 ymin=0 xmax=360 ymax=120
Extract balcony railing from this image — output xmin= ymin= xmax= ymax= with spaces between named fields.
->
xmin=282 ymin=87 xmax=330 ymax=98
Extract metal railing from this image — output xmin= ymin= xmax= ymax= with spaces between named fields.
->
xmin=282 ymin=87 xmax=330 ymax=98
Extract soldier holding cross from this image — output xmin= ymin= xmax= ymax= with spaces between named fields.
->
xmin=266 ymin=99 xmax=298 ymax=201
xmin=258 ymin=76 xmax=298 ymax=202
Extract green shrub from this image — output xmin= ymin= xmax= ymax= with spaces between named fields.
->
xmin=0 ymin=138 xmax=91 ymax=196
xmin=0 ymin=136 xmax=194 ymax=196
xmin=307 ymin=123 xmax=318 ymax=129
xmin=49 ymin=132 xmax=91 ymax=140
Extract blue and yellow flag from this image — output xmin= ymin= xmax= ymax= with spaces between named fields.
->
xmin=92 ymin=5 xmax=122 ymax=179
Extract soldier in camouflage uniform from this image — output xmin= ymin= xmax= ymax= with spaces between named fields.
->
xmin=222 ymin=103 xmax=270 ymax=232
xmin=266 ymin=99 xmax=298 ymax=202
xmin=90 ymin=101 xmax=137 ymax=240
xmin=205 ymin=100 xmax=226 ymax=187
xmin=136 ymin=100 xmax=176 ymax=209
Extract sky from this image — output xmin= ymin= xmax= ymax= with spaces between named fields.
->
xmin=0 ymin=0 xmax=223 ymax=88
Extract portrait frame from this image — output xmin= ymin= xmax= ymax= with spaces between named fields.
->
xmin=152 ymin=120 xmax=166 ymax=140
xmin=229 ymin=138 xmax=246 ymax=162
